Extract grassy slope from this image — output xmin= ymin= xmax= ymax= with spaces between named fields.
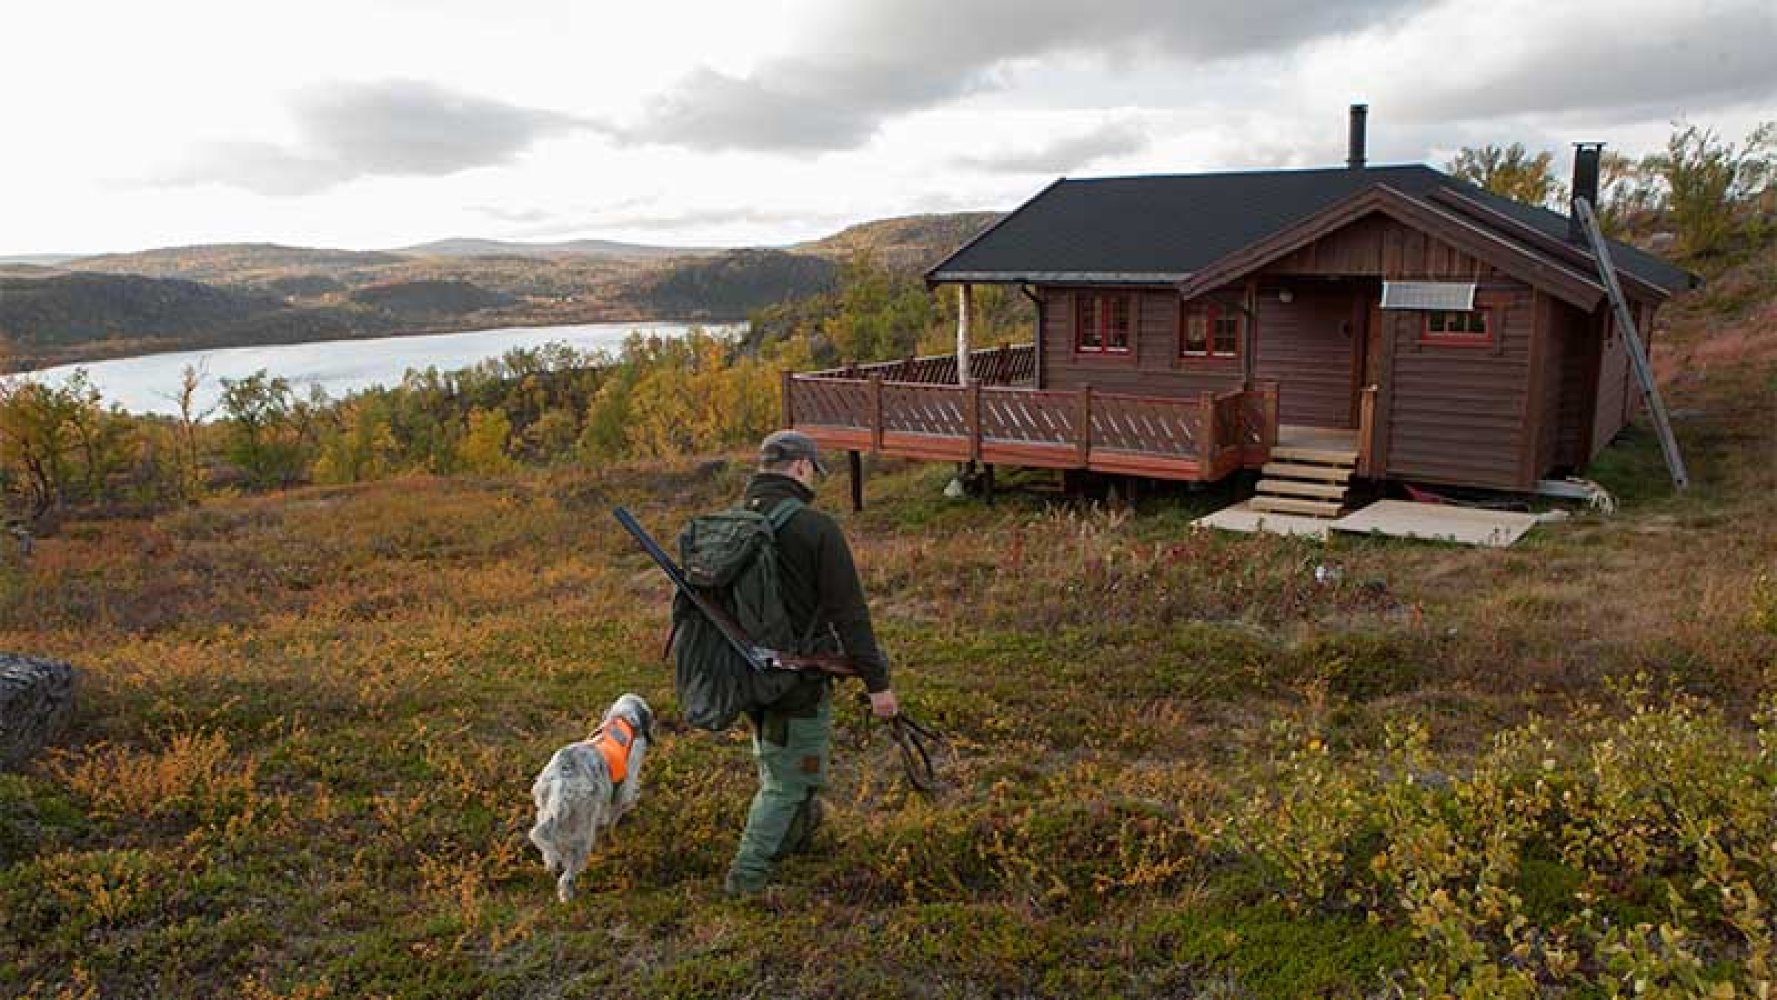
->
xmin=1 ymin=266 xmax=1773 ymax=998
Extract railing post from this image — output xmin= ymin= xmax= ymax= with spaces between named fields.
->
xmin=966 ymin=381 xmax=982 ymax=463
xmin=1199 ymin=392 xmax=1217 ymax=468
xmin=780 ymin=369 xmax=795 ymax=428
xmin=1357 ymin=384 xmax=1378 ymax=477
xmin=1075 ymin=386 xmax=1093 ymax=466
xmin=869 ymin=375 xmax=884 ymax=454
xmin=1264 ymin=380 xmax=1281 ymax=452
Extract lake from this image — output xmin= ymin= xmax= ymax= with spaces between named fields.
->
xmin=19 ymin=320 xmax=726 ymax=417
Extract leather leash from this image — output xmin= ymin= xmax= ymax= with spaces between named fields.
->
xmin=854 ymin=693 xmax=945 ymax=794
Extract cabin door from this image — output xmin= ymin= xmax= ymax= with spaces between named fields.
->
xmin=1254 ymin=285 xmax=1364 ymax=429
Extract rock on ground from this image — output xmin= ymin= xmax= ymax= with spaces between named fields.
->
xmin=0 ymin=654 xmax=76 ymax=771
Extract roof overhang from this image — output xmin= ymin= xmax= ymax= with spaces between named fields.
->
xmin=926 ymin=270 xmax=1189 ymax=286
xmin=1425 ymin=188 xmax=1687 ymax=301
xmin=1175 ymin=184 xmax=1608 ymax=311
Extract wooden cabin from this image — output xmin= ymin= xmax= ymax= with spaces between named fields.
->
xmin=784 ymin=109 xmax=1694 ymax=510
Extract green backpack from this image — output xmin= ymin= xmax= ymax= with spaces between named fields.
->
xmin=669 ymin=498 xmax=808 ymax=731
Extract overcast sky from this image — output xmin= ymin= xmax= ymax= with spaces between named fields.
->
xmin=4 ymin=0 xmax=1773 ymax=256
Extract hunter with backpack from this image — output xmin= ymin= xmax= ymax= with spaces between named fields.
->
xmin=670 ymin=430 xmax=898 ymax=898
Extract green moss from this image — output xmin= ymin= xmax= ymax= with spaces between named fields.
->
xmin=1514 ymin=855 xmax=1586 ymax=924
xmin=1290 ymin=632 xmax=1427 ymax=701
xmin=0 ymin=775 xmax=87 ymax=866
xmin=1138 ymin=901 xmax=1410 ymax=999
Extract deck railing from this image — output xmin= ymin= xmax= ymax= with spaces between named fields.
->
xmin=799 ymin=343 xmax=1036 ymax=387
xmin=782 ymin=372 xmax=1277 ymax=482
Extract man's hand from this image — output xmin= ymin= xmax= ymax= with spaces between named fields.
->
xmin=868 ymin=689 xmax=899 ymax=719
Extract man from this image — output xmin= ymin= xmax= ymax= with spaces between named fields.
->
xmin=724 ymin=429 xmax=898 ymax=897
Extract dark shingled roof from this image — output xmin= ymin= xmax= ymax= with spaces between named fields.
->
xmin=928 ymin=164 xmax=1694 ymax=296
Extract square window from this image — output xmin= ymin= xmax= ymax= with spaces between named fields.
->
xmin=1075 ymin=293 xmax=1132 ymax=354
xmin=1420 ymin=308 xmax=1493 ymax=346
xmin=1181 ymin=303 xmax=1241 ymax=360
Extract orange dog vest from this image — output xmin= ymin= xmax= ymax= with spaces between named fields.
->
xmin=580 ymin=717 xmax=638 ymax=785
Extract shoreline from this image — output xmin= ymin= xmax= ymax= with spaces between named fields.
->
xmin=4 ymin=310 xmax=747 ymax=375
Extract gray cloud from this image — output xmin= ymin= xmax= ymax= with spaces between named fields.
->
xmin=957 ymin=121 xmax=1150 ymax=174
xmin=583 ymin=204 xmax=818 ymax=234
xmin=1389 ymin=2 xmax=1777 ymax=124
xmin=479 ymin=201 xmax=821 ymax=240
xmin=621 ymin=0 xmax=1418 ymax=153
xmin=166 ymin=79 xmax=591 ymax=195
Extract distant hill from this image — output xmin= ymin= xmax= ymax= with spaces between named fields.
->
xmin=3 ymin=211 xmax=1008 ymax=369
xmin=347 ymin=279 xmax=518 ymax=318
xmin=70 ymin=243 xmax=405 ymax=284
xmin=396 ymin=237 xmax=723 ymax=261
xmin=640 ymin=250 xmax=840 ymax=319
xmin=0 ymin=272 xmax=389 ymax=369
xmin=800 ymin=212 xmax=1004 ymax=271
xmin=0 ymin=253 xmax=83 ymax=267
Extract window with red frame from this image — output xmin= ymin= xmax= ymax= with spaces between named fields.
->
xmin=1075 ymin=293 xmax=1132 ymax=353
xmin=1180 ymin=303 xmax=1242 ymax=359
xmin=1420 ymin=308 xmax=1492 ymax=346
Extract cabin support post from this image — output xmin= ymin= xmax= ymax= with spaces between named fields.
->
xmin=780 ymin=370 xmax=795 ymax=428
xmin=956 ymin=284 xmax=974 ymax=385
xmin=848 ymin=450 xmax=864 ymax=512
xmin=983 ymin=463 xmax=995 ymax=506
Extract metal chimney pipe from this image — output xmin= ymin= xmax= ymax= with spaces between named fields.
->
xmin=1347 ymin=104 xmax=1369 ymax=170
xmin=1570 ymin=142 xmax=1604 ymax=241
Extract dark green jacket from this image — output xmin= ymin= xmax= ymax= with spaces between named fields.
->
xmin=741 ymin=473 xmax=891 ymax=697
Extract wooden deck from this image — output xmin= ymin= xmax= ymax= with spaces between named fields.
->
xmin=783 ymin=346 xmax=1280 ymax=482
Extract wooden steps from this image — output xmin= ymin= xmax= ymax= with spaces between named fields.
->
xmin=1257 ymin=479 xmax=1348 ymax=500
xmin=1253 ymin=437 xmax=1360 ymax=519
xmin=1260 ymin=462 xmax=1352 ymax=482
xmin=1248 ymin=496 xmax=1344 ymax=518
xmin=1271 ymin=445 xmax=1359 ymax=466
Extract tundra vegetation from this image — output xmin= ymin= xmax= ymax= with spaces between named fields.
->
xmin=2 ymin=130 xmax=1776 ymax=998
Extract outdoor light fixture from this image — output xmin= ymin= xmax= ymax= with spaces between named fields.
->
xmin=1278 ymin=288 xmax=1294 ymax=303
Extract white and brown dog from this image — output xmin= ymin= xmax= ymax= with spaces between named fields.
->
xmin=527 ymin=693 xmax=654 ymax=902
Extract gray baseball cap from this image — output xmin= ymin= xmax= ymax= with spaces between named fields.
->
xmin=759 ymin=429 xmax=829 ymax=477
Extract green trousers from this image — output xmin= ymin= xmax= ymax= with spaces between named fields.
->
xmin=726 ymin=691 xmax=831 ymax=893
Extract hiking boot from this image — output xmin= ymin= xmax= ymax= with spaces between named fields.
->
xmin=724 ymin=870 xmax=768 ymax=899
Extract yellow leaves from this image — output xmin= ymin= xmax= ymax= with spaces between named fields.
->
xmin=619 ymin=338 xmax=781 ymax=460
xmin=43 ymin=850 xmax=157 ymax=928
xmin=53 ymin=729 xmax=254 ymax=822
xmin=236 ymin=974 xmax=334 ymax=1000
xmin=17 ymin=963 xmax=100 ymax=1000
xmin=457 ymin=407 xmax=518 ymax=475
xmin=1751 ymin=573 xmax=1777 ymax=637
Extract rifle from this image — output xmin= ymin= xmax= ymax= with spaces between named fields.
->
xmin=615 ymin=505 xmax=945 ymax=793
xmin=612 ymin=506 xmax=858 ymax=678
